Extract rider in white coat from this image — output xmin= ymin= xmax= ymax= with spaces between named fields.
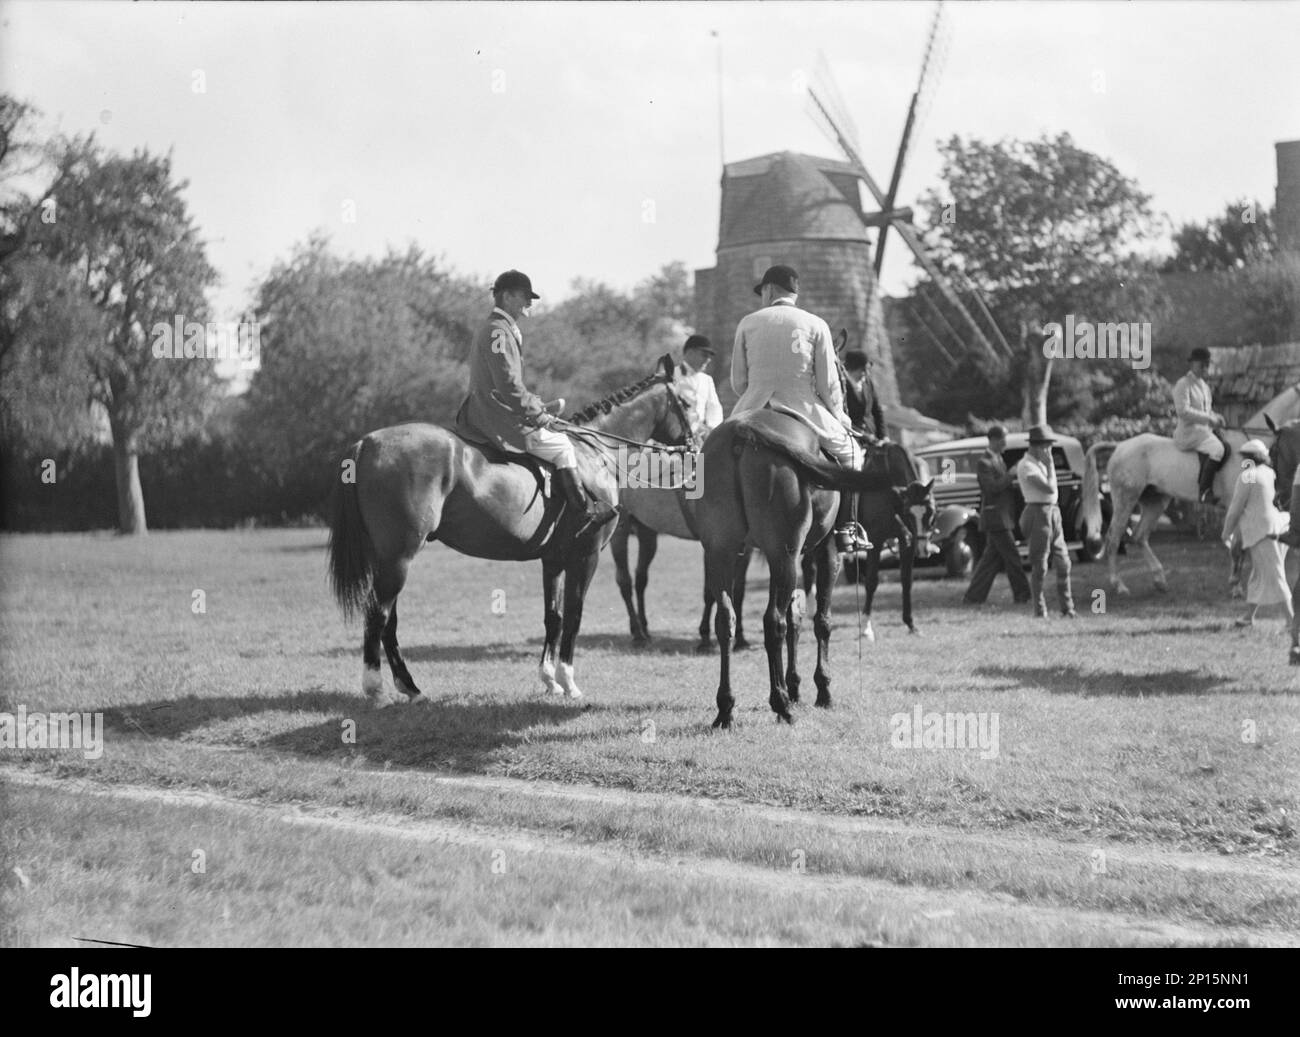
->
xmin=731 ymin=264 xmax=872 ymax=552
xmin=1172 ymin=347 xmax=1227 ymax=503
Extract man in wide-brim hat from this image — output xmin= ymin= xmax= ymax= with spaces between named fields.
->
xmin=1015 ymin=424 xmax=1076 ymax=618
xmin=455 ymin=270 xmax=615 ymax=535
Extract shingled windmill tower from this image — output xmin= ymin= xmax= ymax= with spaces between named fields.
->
xmin=693 ymin=151 xmax=900 ymax=411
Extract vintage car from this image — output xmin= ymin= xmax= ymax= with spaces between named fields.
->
xmin=911 ymin=432 xmax=1114 ymax=577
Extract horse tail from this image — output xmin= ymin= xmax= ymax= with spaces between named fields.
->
xmin=328 ymin=438 xmax=375 ymax=622
xmin=733 ymin=423 xmax=891 ymax=493
xmin=1080 ymin=443 xmax=1105 ymax=544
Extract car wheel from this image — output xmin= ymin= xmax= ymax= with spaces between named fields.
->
xmin=945 ymin=529 xmax=973 ymax=578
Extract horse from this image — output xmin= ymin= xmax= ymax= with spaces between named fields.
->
xmin=327 ymin=356 xmax=693 ymax=704
xmin=695 ymin=409 xmax=892 ymax=728
xmin=1079 ymin=429 xmax=1253 ymax=595
xmin=609 ymin=501 xmax=755 ymax=651
xmin=1264 ymin=413 xmax=1300 ymax=664
xmin=845 ymin=443 xmax=936 ymax=641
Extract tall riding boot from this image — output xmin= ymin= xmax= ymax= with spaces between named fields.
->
xmin=557 ymin=467 xmax=616 ymax=537
xmin=1196 ymin=453 xmax=1219 ymax=504
xmin=834 ymin=491 xmax=873 ymax=553
xmin=1280 ymin=497 xmax=1300 ymax=549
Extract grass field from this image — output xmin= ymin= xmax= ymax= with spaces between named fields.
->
xmin=2 ymin=527 xmax=1297 ymax=946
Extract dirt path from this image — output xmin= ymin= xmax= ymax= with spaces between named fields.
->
xmin=6 ymin=769 xmax=1296 ymax=947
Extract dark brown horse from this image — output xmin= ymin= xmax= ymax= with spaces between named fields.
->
xmin=695 ymin=410 xmax=892 ymax=728
xmin=845 ymin=443 xmax=936 ymax=640
xmin=328 ymin=356 xmax=692 ymax=703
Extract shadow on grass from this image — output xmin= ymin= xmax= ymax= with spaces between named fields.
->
xmin=973 ymin=664 xmax=1237 ymax=697
xmin=99 ymin=687 xmax=629 ymax=772
xmin=316 ymin=641 xmax=541 ymax=664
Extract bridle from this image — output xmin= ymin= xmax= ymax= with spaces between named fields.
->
xmin=551 ymin=373 xmax=700 ymax=453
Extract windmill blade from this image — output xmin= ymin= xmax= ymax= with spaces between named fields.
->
xmin=875 ymin=2 xmax=946 ymax=277
xmin=811 ymin=51 xmax=860 ymax=156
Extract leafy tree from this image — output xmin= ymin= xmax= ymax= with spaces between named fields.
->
xmin=1163 ymin=199 xmax=1277 ymax=273
xmin=913 ymin=132 xmax=1167 ymax=427
xmin=19 ymin=144 xmax=221 ymax=533
xmin=1239 ymin=253 xmax=1300 ymax=346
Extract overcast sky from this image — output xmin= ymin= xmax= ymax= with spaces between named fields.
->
xmin=3 ymin=0 xmax=1298 ymax=322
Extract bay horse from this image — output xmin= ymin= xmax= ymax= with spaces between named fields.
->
xmin=1080 ymin=429 xmax=1252 ymax=595
xmin=695 ymin=410 xmax=892 ymax=728
xmin=328 ymin=356 xmax=692 ymax=704
xmin=1264 ymin=414 xmax=1300 ymax=664
xmin=847 ymin=443 xmax=937 ymax=641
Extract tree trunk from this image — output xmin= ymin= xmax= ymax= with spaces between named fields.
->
xmin=111 ymin=429 xmax=147 ymax=535
xmin=1020 ymin=321 xmax=1053 ymax=427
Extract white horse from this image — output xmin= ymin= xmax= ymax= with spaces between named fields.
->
xmin=1079 ymin=430 xmax=1253 ymax=596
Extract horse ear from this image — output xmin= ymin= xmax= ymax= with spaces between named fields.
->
xmin=660 ymin=354 xmax=675 ymax=378
xmin=1265 ymin=413 xmax=1278 ymax=433
xmin=923 ymin=479 xmax=935 ymax=493
xmin=834 ymin=329 xmax=848 ymax=354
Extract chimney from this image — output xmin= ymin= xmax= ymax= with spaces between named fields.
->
xmin=1277 ymin=139 xmax=1300 ymax=254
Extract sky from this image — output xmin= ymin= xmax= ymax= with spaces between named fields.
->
xmin=3 ymin=0 xmax=1298 ymax=324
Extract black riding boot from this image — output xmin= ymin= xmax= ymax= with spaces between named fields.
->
xmin=557 ymin=467 xmax=616 ymax=537
xmin=834 ymin=492 xmax=873 ymax=553
xmin=1196 ymin=453 xmax=1219 ymax=504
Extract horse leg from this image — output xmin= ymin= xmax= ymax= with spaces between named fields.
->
xmin=733 ymin=548 xmax=752 ymax=650
xmin=362 ymin=557 xmax=411 ymax=706
xmin=381 ymin=601 xmax=425 ymax=702
xmin=900 ymin=541 xmax=918 ymax=634
xmin=697 ymin=571 xmax=715 ymax=652
xmin=786 ymin=554 xmax=814 ymax=703
xmin=538 ymin=556 xmax=564 ymax=695
xmin=1135 ymin=494 xmax=1171 ymax=592
xmin=634 ymin=525 xmax=658 ymax=642
xmin=813 ymin=536 xmax=839 ymax=707
xmin=861 ymin=546 xmax=882 ymax=643
xmin=706 ymin=547 xmax=738 ymax=728
xmin=1290 ymin=568 xmax=1300 ymax=664
xmin=555 ymin=546 xmax=601 ymax=699
xmin=610 ymin=517 xmax=646 ymax=644
xmin=1106 ymin=486 xmax=1139 ymax=596
xmin=764 ymin=551 xmax=798 ymax=724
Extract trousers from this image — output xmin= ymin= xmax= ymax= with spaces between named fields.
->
xmin=964 ymin=528 xmax=1031 ymax=603
xmin=1019 ymin=502 xmax=1074 ymax=613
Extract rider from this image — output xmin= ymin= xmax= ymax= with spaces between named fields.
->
xmin=730 ymin=264 xmax=873 ymax=553
xmin=842 ymin=348 xmax=887 ymax=444
xmin=675 ymin=334 xmax=724 ymax=442
xmin=454 ymin=269 xmax=616 ymax=536
xmin=1173 ymin=346 xmax=1227 ymax=503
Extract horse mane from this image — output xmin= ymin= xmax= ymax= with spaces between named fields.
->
xmin=571 ymin=369 xmax=663 ymax=424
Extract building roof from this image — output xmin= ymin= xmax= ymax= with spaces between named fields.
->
xmin=1209 ymin=342 xmax=1300 ymax=418
xmin=719 ymin=151 xmax=869 ymax=249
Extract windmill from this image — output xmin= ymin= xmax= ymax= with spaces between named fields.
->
xmin=806 ymin=4 xmax=1015 ymax=369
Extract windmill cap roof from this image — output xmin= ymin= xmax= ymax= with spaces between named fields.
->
xmin=719 ymin=151 xmax=869 ymax=249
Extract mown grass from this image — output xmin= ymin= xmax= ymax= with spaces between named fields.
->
xmin=2 ymin=781 xmax=1278 ymax=947
xmin=1 ymin=529 xmax=1294 ymax=860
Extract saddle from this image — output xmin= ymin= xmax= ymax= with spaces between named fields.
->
xmin=450 ymin=429 xmax=613 ymax=511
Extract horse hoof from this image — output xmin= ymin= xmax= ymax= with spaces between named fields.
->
xmin=776 ymin=711 xmax=795 ymax=726
xmin=1154 ymin=581 xmax=1169 ymax=594
xmin=815 ymin=697 xmax=832 ymax=709
xmin=907 ymin=625 xmax=920 ymax=636
xmin=733 ymin=637 xmax=750 ymax=651
xmin=711 ymin=713 xmax=732 ymax=730
xmin=1290 ymin=648 xmax=1300 ymax=666
xmin=407 ymin=692 xmax=430 ymax=706
xmin=862 ymin=624 xmax=875 ymax=643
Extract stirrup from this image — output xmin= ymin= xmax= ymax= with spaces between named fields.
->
xmin=835 ymin=522 xmax=874 ymax=553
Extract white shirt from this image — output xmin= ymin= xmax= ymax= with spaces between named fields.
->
xmin=674 ymin=360 xmax=723 ymax=436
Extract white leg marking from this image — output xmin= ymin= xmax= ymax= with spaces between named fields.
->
xmin=362 ymin=665 xmax=384 ymax=701
xmin=557 ymin=661 xmax=583 ymax=699
xmin=539 ymin=658 xmax=561 ymax=695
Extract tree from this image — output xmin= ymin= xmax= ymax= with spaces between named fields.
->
xmin=1163 ymin=199 xmax=1277 ymax=273
xmin=913 ymin=133 xmax=1167 ymax=427
xmin=1239 ymin=253 xmax=1300 ymax=346
xmin=22 ymin=143 xmax=221 ymax=533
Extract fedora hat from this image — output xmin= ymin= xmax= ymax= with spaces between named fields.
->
xmin=1027 ymin=424 xmax=1057 ymax=445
